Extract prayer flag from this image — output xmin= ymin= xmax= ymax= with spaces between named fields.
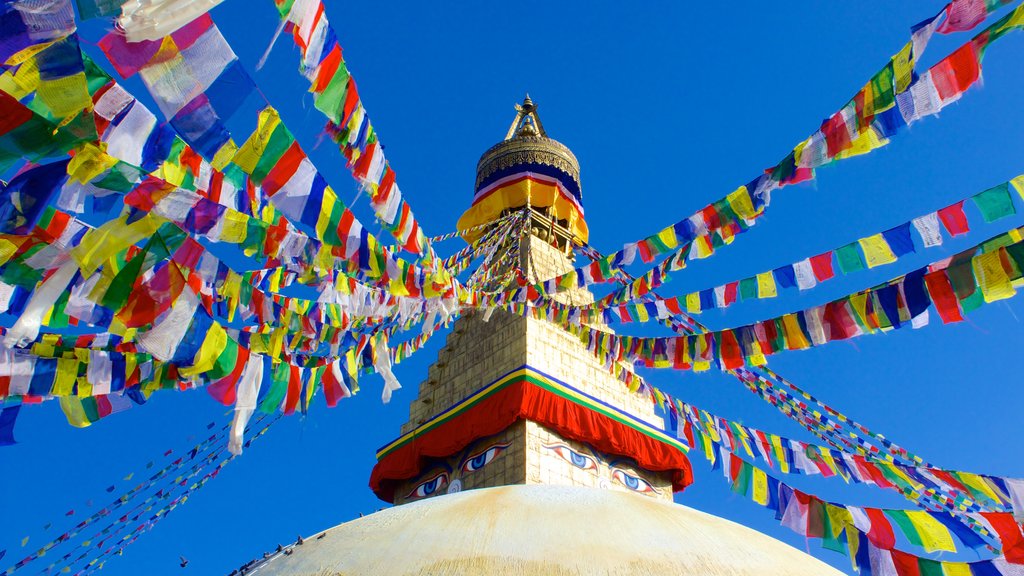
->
xmin=836 ymin=242 xmax=866 ymax=274
xmin=972 ymin=183 xmax=1016 ymax=223
xmin=938 ymin=202 xmax=970 ymax=236
xmin=810 ymin=252 xmax=835 ymax=281
xmin=756 ymin=272 xmax=777 ymax=298
xmin=912 ymin=213 xmax=944 ymax=247
xmin=859 ymin=234 xmax=898 ymax=268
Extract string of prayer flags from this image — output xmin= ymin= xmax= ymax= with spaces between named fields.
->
xmin=265 ymin=0 xmax=438 ymax=259
xmin=714 ymin=451 xmax=1024 ymax=574
xmin=567 ymin=225 xmax=1024 ymax=372
xmin=682 ymin=416 xmax=1024 ymax=570
xmin=640 ymin=176 xmax=1021 ymax=318
xmin=674 ymin=398 xmax=1024 ymax=516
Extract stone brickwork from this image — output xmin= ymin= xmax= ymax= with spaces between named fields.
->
xmin=391 ymin=231 xmax=673 ymax=504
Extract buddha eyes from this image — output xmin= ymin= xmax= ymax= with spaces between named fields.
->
xmin=612 ymin=468 xmax=657 ymax=494
xmin=545 ymin=443 xmax=598 ymax=471
xmin=406 ymin=471 xmax=449 ymax=499
xmin=461 ymin=443 xmax=511 ymax=473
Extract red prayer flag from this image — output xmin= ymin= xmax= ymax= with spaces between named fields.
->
xmin=262 ymin=142 xmax=305 ymax=196
xmin=810 ymin=252 xmax=835 ymax=281
xmin=924 ymin=270 xmax=965 ymax=323
xmin=282 ymin=365 xmax=302 ymax=415
xmin=864 ymin=507 xmax=897 ymax=550
xmin=890 ymin=549 xmax=922 ymax=576
xmin=719 ymin=330 xmax=744 ymax=370
xmin=980 ymin=512 xmax=1024 ymax=564
xmin=822 ymin=111 xmax=853 ymax=157
xmin=723 ymin=282 xmax=738 ymax=306
xmin=937 ymin=201 xmax=970 ymax=236
xmin=932 ymin=43 xmax=981 ymax=101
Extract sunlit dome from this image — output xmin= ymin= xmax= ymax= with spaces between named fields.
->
xmin=245 ymin=485 xmax=845 ymax=575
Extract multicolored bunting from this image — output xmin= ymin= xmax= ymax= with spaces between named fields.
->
xmin=690 ymin=435 xmax=1024 ymax=574
xmin=675 ymin=399 xmax=1024 ymax=517
xmin=565 ymin=225 xmax=1024 ymax=372
xmin=579 ymin=177 xmax=1023 ymax=320
xmin=266 ymin=0 xmax=437 ymax=259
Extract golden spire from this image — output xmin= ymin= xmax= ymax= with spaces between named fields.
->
xmin=504 ymin=93 xmax=548 ymax=140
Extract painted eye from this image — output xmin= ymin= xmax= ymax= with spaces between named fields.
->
xmin=461 ymin=443 xmax=511 ymax=473
xmin=612 ymin=469 xmax=657 ymax=494
xmin=406 ymin=471 xmax=449 ymax=499
xmin=545 ymin=444 xmax=598 ymax=471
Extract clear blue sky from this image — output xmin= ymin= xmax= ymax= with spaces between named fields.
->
xmin=3 ymin=2 xmax=1024 ymax=574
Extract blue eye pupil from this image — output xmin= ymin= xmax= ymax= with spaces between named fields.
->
xmin=423 ymin=479 xmax=439 ymax=494
xmin=470 ymin=454 xmax=487 ymax=469
xmin=570 ymin=452 xmax=587 ymax=468
xmin=624 ymin=475 xmax=639 ymax=489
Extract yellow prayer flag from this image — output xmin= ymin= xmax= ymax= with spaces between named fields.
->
xmin=685 ymin=293 xmax=701 ymax=313
xmin=826 ymin=504 xmax=853 ymax=539
xmin=694 ymin=235 xmax=714 ymax=259
xmin=893 ymin=41 xmax=915 ymax=93
xmin=0 ymin=238 xmax=18 ymax=266
xmin=972 ymin=250 xmax=1015 ymax=303
xmin=905 ymin=511 xmax=957 ymax=553
xmin=1010 ymin=175 xmax=1024 ymax=200
xmin=656 ymin=227 xmax=678 ymax=252
xmin=941 ymin=562 xmax=973 ymax=576
xmin=756 ymin=272 xmax=777 ymax=298
xmin=233 ymin=107 xmax=282 ymax=174
xmin=836 ymin=127 xmax=889 ymax=161
xmin=38 ymin=72 xmax=92 ymax=119
xmin=219 ymin=211 xmax=249 ymax=244
xmin=59 ymin=397 xmax=91 ymax=428
xmin=770 ymin=436 xmax=789 ymax=473
xmin=315 ymin=186 xmax=340 ymax=241
xmin=67 ymin=143 xmax=118 ymax=184
xmin=211 ymin=140 xmax=238 ymax=171
xmin=752 ymin=467 xmax=769 ymax=505
xmin=858 ymin=233 xmax=897 ymax=268
xmin=781 ymin=314 xmax=810 ymax=350
xmin=52 ymin=358 xmax=79 ymax=396
xmin=179 ymin=323 xmax=229 ymax=378
xmin=726 ymin=186 xmax=758 ymax=219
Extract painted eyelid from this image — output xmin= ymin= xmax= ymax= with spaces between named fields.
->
xmin=547 ymin=444 xmax=597 ymax=470
xmin=460 ymin=442 xmax=511 ymax=472
xmin=612 ymin=468 xmax=656 ymax=493
xmin=406 ymin=471 xmax=449 ymax=499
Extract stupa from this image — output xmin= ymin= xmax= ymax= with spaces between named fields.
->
xmin=244 ymin=97 xmax=844 ymax=576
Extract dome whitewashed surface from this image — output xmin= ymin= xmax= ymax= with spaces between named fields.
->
xmin=245 ymin=484 xmax=844 ymax=576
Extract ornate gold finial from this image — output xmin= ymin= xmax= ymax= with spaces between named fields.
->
xmin=505 ymin=94 xmax=547 ymax=140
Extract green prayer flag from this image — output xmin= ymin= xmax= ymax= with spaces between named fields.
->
xmin=259 ymin=363 xmax=290 ymax=413
xmin=739 ymin=277 xmax=758 ymax=300
xmin=869 ymin=62 xmax=896 ymax=113
xmin=731 ymin=461 xmax=751 ymax=495
xmin=887 ymin=510 xmax=925 ymax=549
xmin=836 ymin=243 xmax=866 ymax=274
xmin=314 ymin=64 xmax=351 ymax=124
xmin=251 ymin=125 xmax=295 ymax=184
xmin=971 ymin=183 xmax=1015 ymax=223
xmin=917 ymin=559 xmax=945 ymax=576
xmin=820 ymin=505 xmax=847 ymax=553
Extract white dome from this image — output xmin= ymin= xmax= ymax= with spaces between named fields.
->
xmin=246 ymin=485 xmax=844 ymax=575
